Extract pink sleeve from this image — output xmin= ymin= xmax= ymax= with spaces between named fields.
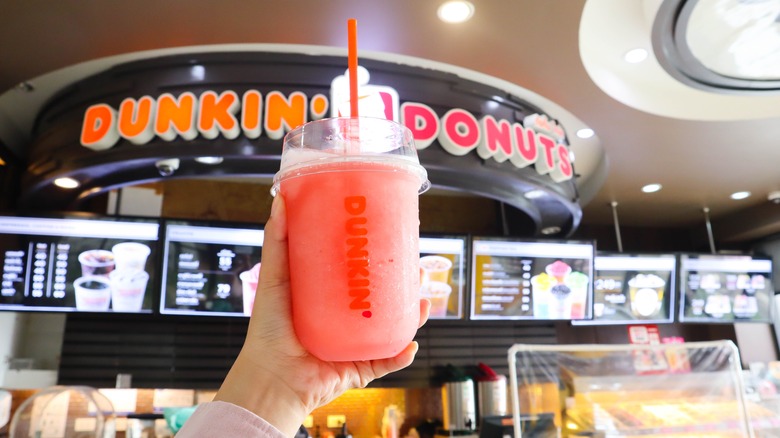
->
xmin=175 ymin=401 xmax=288 ymax=438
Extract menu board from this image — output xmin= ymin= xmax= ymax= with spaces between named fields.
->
xmin=160 ymin=221 xmax=264 ymax=317
xmin=575 ymin=253 xmax=677 ymax=325
xmin=0 ymin=215 xmax=159 ymax=313
xmin=419 ymin=235 xmax=467 ymax=319
xmin=679 ymin=254 xmax=773 ymax=323
xmin=470 ymin=237 xmax=594 ymax=320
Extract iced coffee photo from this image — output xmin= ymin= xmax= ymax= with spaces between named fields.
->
xmin=418 ymin=235 xmax=467 ymax=319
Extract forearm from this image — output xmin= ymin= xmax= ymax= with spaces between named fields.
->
xmin=214 ymin=350 xmax=309 ymax=437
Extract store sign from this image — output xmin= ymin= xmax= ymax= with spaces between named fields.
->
xmin=79 ymin=67 xmax=573 ymax=182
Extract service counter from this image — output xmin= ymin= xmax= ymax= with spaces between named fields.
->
xmin=0 ymin=386 xmax=440 ymax=438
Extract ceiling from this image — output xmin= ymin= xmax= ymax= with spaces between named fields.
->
xmin=1 ymin=0 xmax=780 ymax=243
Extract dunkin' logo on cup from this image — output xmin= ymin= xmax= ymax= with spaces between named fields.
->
xmin=345 ymin=196 xmax=372 ymax=318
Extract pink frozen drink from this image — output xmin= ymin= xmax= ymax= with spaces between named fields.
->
xmin=272 ymin=117 xmax=429 ymax=361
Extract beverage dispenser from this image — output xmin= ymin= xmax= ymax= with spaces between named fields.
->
xmin=439 ymin=365 xmax=477 ymax=436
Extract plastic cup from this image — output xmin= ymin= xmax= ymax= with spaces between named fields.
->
xmin=78 ymin=249 xmax=115 ymax=277
xmin=531 ymin=273 xmax=553 ymax=318
xmin=421 ymin=281 xmax=452 ymax=318
xmin=565 ymin=272 xmax=589 ymax=319
xmin=112 ymin=242 xmax=150 ymax=272
xmin=74 ymin=276 xmax=111 ymax=311
xmin=109 ymin=270 xmax=149 ymax=312
xmin=272 ymin=117 xmax=429 ymax=361
xmin=240 ymin=263 xmax=261 ymax=316
xmin=420 ymin=255 xmax=453 ymax=284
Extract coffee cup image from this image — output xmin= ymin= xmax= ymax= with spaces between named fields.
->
xmin=420 ymin=281 xmax=452 ymax=318
xmin=420 ymin=255 xmax=453 ymax=284
xmin=111 ymin=242 xmax=151 ymax=273
xmin=109 ymin=269 xmax=149 ymax=312
xmin=74 ymin=276 xmax=112 ymax=311
xmin=78 ymin=249 xmax=115 ymax=277
xmin=628 ymin=274 xmax=665 ymax=317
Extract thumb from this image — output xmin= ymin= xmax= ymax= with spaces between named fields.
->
xmin=256 ymin=195 xmax=290 ymax=304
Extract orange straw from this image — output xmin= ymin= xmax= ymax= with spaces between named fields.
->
xmin=348 ymin=18 xmax=359 ymax=118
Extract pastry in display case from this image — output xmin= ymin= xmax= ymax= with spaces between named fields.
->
xmin=508 ymin=341 xmax=780 ymax=437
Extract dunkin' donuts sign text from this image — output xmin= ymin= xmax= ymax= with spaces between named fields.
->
xmin=80 ymin=90 xmax=573 ymax=182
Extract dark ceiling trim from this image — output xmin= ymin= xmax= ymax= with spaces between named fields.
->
xmin=653 ymin=0 xmax=780 ymax=94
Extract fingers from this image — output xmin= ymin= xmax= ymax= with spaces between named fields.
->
xmin=365 ymin=341 xmax=420 ymax=383
xmin=258 ymin=196 xmax=290 ymax=292
xmin=418 ymin=298 xmax=431 ymax=328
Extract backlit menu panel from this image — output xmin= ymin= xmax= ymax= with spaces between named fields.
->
xmin=419 ymin=235 xmax=467 ymax=319
xmin=470 ymin=238 xmax=594 ymax=320
xmin=576 ymin=253 xmax=677 ymax=325
xmin=160 ymin=222 xmax=264 ymax=317
xmin=0 ymin=216 xmax=159 ymax=313
xmin=679 ymin=254 xmax=772 ymax=323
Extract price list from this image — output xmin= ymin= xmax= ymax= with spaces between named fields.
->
xmin=173 ymin=249 xmax=236 ymax=307
xmin=28 ymin=242 xmax=70 ymax=299
xmin=1 ymin=242 xmax=70 ymax=300
xmin=2 ymin=250 xmax=25 ymax=297
xmin=476 ymin=257 xmax=529 ymax=315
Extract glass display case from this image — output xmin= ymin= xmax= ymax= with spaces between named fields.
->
xmin=508 ymin=341 xmax=780 ymax=437
xmin=9 ymin=386 xmax=116 ymax=437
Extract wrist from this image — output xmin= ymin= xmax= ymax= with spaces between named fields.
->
xmin=214 ymin=350 xmax=309 ymax=436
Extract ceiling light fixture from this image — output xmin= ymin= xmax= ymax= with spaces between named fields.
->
xmin=641 ymin=183 xmax=662 ymax=193
xmin=624 ymin=48 xmax=648 ymax=64
xmin=576 ymin=128 xmax=595 ymax=139
xmin=54 ymin=177 xmax=80 ymax=189
xmin=730 ymin=191 xmax=751 ymax=200
xmin=195 ymin=156 xmax=224 ymax=165
xmin=524 ymin=189 xmax=547 ymax=199
xmin=437 ymin=1 xmax=475 ymax=23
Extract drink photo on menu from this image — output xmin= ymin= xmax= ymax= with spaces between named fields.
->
xmin=160 ymin=222 xmax=264 ymax=317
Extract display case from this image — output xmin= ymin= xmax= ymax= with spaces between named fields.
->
xmin=508 ymin=341 xmax=780 ymax=437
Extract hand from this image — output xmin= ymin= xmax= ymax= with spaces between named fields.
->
xmin=215 ymin=195 xmax=430 ymax=436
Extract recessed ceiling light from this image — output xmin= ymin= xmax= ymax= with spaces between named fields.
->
xmin=624 ymin=48 xmax=648 ymax=64
xmin=54 ymin=177 xmax=80 ymax=189
xmin=437 ymin=1 xmax=474 ymax=23
xmin=730 ymin=191 xmax=751 ymax=200
xmin=195 ymin=156 xmax=224 ymax=165
xmin=576 ymin=128 xmax=595 ymax=139
xmin=641 ymin=183 xmax=662 ymax=193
